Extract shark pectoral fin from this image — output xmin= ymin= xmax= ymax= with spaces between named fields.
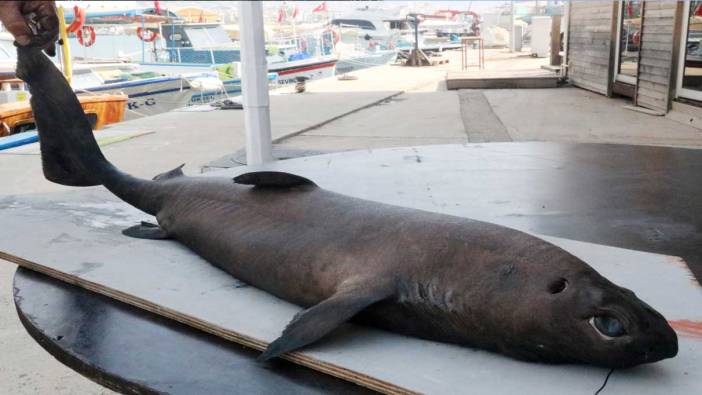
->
xmin=153 ymin=164 xmax=185 ymax=181
xmin=258 ymin=279 xmax=393 ymax=362
xmin=122 ymin=221 xmax=170 ymax=240
xmin=233 ymin=171 xmax=317 ymax=188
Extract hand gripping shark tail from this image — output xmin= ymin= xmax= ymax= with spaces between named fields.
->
xmin=16 ymin=46 xmax=169 ymax=215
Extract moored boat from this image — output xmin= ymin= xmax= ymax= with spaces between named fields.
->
xmin=72 ymin=67 xmax=224 ymax=119
xmin=1 ymin=32 xmax=225 ymax=119
xmin=138 ymin=21 xmax=337 ymax=87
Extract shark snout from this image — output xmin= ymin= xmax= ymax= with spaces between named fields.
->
xmin=642 ymin=323 xmax=678 ymax=363
xmin=658 ymin=324 xmax=679 ymax=358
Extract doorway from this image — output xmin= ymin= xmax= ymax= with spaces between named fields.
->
xmin=677 ymin=0 xmax=702 ymax=102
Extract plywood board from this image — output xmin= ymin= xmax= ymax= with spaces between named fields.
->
xmin=0 ymin=189 xmax=700 ymax=395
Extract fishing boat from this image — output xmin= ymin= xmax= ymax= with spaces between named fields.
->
xmin=71 ymin=65 xmax=225 ymax=119
xmin=329 ymin=16 xmax=398 ymax=74
xmin=62 ymin=9 xmax=335 ymax=88
xmin=264 ymin=36 xmax=338 ymax=84
xmin=1 ymin=32 xmax=226 ymax=119
xmin=139 ymin=22 xmax=336 ymax=86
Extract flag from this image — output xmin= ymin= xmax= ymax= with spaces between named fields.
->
xmin=312 ymin=2 xmax=327 ymax=13
xmin=626 ymin=1 xmax=633 ymax=17
xmin=154 ymin=0 xmax=161 ymax=15
xmin=696 ymin=3 xmax=702 ymax=17
xmin=292 ymin=6 xmax=299 ymax=19
xmin=277 ymin=6 xmax=286 ymax=22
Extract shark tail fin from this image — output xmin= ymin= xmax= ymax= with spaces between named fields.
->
xmin=15 ymin=46 xmax=110 ymax=187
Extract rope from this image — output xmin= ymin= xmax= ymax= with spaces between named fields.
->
xmin=594 ymin=369 xmax=615 ymax=395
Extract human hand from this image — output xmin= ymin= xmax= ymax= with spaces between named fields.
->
xmin=0 ymin=1 xmax=58 ymax=56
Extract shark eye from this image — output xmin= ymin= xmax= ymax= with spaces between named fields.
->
xmin=591 ymin=316 xmax=626 ymax=338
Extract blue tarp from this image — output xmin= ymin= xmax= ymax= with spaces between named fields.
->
xmin=288 ymin=52 xmax=311 ymax=62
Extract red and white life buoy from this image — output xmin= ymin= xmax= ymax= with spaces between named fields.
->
xmin=77 ymin=25 xmax=96 ymax=47
xmin=66 ymin=6 xmax=85 ymax=34
xmin=632 ymin=30 xmax=641 ymax=46
xmin=137 ymin=27 xmax=159 ymax=42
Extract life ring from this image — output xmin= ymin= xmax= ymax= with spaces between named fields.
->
xmin=137 ymin=27 xmax=158 ymax=42
xmin=77 ymin=25 xmax=96 ymax=47
xmin=66 ymin=6 xmax=85 ymax=34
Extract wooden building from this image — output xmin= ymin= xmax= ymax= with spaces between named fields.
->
xmin=566 ymin=1 xmax=702 ymax=116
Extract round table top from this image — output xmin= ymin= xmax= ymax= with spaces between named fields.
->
xmin=10 ymin=142 xmax=702 ymax=393
xmin=13 ymin=267 xmax=374 ymax=395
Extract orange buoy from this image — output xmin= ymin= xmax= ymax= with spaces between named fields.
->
xmin=137 ymin=27 xmax=159 ymax=42
xmin=77 ymin=25 xmax=96 ymax=47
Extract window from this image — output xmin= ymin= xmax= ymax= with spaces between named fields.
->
xmin=615 ymin=1 xmax=642 ymax=84
xmin=681 ymin=1 xmax=702 ymax=93
xmin=184 ymin=26 xmax=234 ymax=49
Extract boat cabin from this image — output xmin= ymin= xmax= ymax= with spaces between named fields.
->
xmin=159 ymin=23 xmax=240 ymax=64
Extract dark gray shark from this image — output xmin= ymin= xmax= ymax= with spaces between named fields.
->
xmin=16 ymin=46 xmax=677 ymax=368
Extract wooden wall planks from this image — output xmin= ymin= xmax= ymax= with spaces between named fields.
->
xmin=636 ymin=1 xmax=679 ymax=111
xmin=567 ymin=1 xmax=616 ymax=95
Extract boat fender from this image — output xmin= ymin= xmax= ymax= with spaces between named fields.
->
xmin=77 ymin=25 xmax=96 ymax=47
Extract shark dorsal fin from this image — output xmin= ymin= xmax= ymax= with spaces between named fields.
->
xmin=153 ymin=164 xmax=185 ymax=181
xmin=233 ymin=171 xmax=317 ymax=188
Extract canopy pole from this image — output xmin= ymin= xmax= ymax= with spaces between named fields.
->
xmin=57 ymin=6 xmax=72 ymax=84
xmin=239 ymin=1 xmax=273 ymax=166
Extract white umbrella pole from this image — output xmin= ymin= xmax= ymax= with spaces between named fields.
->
xmin=239 ymin=1 xmax=273 ymax=165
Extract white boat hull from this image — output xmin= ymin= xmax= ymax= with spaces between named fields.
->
xmin=335 ymin=50 xmax=397 ymax=74
xmin=270 ymin=56 xmax=337 ymax=85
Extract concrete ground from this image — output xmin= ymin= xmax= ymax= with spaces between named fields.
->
xmin=1 ymin=48 xmax=702 ymax=394
xmin=278 ymin=88 xmax=702 ymax=152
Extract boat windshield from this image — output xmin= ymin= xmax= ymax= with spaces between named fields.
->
xmin=184 ymin=26 xmax=234 ymax=50
xmin=331 ymin=19 xmax=377 ymax=31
